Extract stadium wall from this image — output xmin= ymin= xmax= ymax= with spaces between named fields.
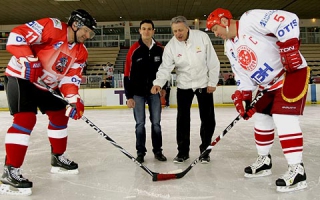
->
xmin=0 ymin=85 xmax=318 ymax=109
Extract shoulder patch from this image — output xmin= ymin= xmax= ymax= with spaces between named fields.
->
xmin=26 ymin=21 xmax=44 ymax=35
xmin=50 ymin=18 xmax=62 ymax=30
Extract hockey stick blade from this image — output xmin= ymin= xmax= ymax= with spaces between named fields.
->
xmin=38 ymin=79 xmax=162 ymax=180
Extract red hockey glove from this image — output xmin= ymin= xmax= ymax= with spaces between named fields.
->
xmin=276 ymin=38 xmax=302 ymax=73
xmin=231 ymin=90 xmax=256 ymax=120
xmin=65 ymin=95 xmax=84 ymax=120
xmin=19 ymin=57 xmax=43 ymax=82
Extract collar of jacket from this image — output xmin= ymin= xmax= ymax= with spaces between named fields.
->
xmin=138 ymin=37 xmax=156 ymax=49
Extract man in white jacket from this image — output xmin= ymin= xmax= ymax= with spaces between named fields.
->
xmin=151 ymin=16 xmax=220 ymax=164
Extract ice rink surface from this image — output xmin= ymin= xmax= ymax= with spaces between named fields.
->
xmin=0 ymin=105 xmax=319 ymax=200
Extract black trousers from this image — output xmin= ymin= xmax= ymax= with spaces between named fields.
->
xmin=176 ymin=87 xmax=216 ymax=156
xmin=5 ymin=76 xmax=66 ymax=115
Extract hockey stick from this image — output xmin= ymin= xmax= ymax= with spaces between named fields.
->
xmin=153 ymin=90 xmax=265 ymax=181
xmin=153 ymin=69 xmax=286 ymax=181
xmin=38 ymin=80 xmax=183 ymax=181
xmin=39 ymin=69 xmax=284 ymax=181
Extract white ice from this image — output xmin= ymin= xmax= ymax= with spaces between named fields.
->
xmin=0 ymin=105 xmax=319 ymax=200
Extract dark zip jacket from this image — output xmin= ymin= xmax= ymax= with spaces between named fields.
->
xmin=124 ymin=38 xmax=163 ymax=99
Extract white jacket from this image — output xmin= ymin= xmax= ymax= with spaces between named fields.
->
xmin=153 ymin=29 xmax=220 ymax=90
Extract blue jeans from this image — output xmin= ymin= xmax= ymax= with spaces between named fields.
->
xmin=133 ymin=94 xmax=163 ymax=156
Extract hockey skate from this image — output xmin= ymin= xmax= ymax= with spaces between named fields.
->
xmin=276 ymin=163 xmax=307 ymax=192
xmin=244 ymin=154 xmax=272 ymax=178
xmin=0 ymin=165 xmax=32 ymax=196
xmin=51 ymin=153 xmax=79 ymax=175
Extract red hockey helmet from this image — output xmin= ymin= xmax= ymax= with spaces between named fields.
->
xmin=206 ymin=8 xmax=233 ymax=30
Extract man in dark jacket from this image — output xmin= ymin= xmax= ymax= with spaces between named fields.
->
xmin=124 ymin=19 xmax=167 ymax=163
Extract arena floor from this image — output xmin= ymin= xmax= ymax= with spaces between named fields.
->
xmin=0 ymin=105 xmax=319 ymax=200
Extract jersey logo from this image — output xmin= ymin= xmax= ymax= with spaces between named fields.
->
xmin=229 ymin=48 xmax=237 ymax=61
xmin=52 ymin=52 xmax=71 ymax=74
xmin=277 ymin=19 xmax=298 ymax=37
xmin=50 ymin=18 xmax=62 ymax=30
xmin=26 ymin=21 xmax=43 ymax=35
xmin=53 ymin=41 xmax=64 ymax=50
xmin=196 ymin=46 xmax=202 ymax=53
xmin=260 ymin=10 xmax=277 ymax=27
xmin=237 ymin=45 xmax=257 ymax=71
xmin=154 ymin=56 xmax=161 ymax=62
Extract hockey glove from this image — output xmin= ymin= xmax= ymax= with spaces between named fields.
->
xmin=231 ymin=90 xmax=256 ymax=120
xmin=277 ymin=38 xmax=302 ymax=73
xmin=65 ymin=95 xmax=84 ymax=120
xmin=19 ymin=56 xmax=43 ymax=82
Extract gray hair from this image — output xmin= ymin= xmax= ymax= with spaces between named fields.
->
xmin=170 ymin=16 xmax=188 ymax=27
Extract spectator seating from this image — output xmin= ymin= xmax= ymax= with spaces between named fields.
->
xmin=0 ymin=50 xmax=11 ymax=78
xmin=85 ymin=47 xmax=120 ymax=76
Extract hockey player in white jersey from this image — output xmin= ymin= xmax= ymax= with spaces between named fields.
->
xmin=207 ymin=8 xmax=309 ymax=192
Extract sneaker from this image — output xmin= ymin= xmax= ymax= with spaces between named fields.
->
xmin=0 ymin=165 xmax=32 ymax=196
xmin=200 ymin=155 xmax=210 ymax=164
xmin=51 ymin=153 xmax=79 ymax=174
xmin=154 ymin=153 xmax=167 ymax=161
xmin=173 ymin=154 xmax=189 ymax=163
xmin=244 ymin=154 xmax=272 ymax=178
xmin=276 ymin=163 xmax=307 ymax=192
xmin=136 ymin=155 xmax=144 ymax=163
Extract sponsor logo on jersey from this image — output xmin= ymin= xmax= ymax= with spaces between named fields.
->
xmin=277 ymin=19 xmax=298 ymax=37
xmin=250 ymin=62 xmax=274 ymax=83
xmin=53 ymin=41 xmax=64 ymax=50
xmin=14 ymin=34 xmax=27 ymax=44
xmin=26 ymin=21 xmax=43 ymax=35
xmin=237 ymin=45 xmax=257 ymax=71
xmin=260 ymin=10 xmax=277 ymax=27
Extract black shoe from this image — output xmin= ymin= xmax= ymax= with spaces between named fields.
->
xmin=173 ymin=154 xmax=189 ymax=163
xmin=154 ymin=153 xmax=167 ymax=161
xmin=200 ymin=155 xmax=210 ymax=164
xmin=136 ymin=155 xmax=144 ymax=163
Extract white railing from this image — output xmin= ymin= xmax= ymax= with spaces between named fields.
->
xmin=84 ymin=35 xmax=120 ymax=48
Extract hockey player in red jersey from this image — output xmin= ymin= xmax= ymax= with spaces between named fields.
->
xmin=207 ymin=8 xmax=308 ymax=192
xmin=0 ymin=9 xmax=96 ymax=195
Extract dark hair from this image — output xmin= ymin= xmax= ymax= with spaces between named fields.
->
xmin=140 ymin=19 xmax=154 ymax=30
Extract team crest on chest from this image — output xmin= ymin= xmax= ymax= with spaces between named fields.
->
xmin=237 ymin=45 xmax=257 ymax=71
xmin=52 ymin=52 xmax=71 ymax=74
